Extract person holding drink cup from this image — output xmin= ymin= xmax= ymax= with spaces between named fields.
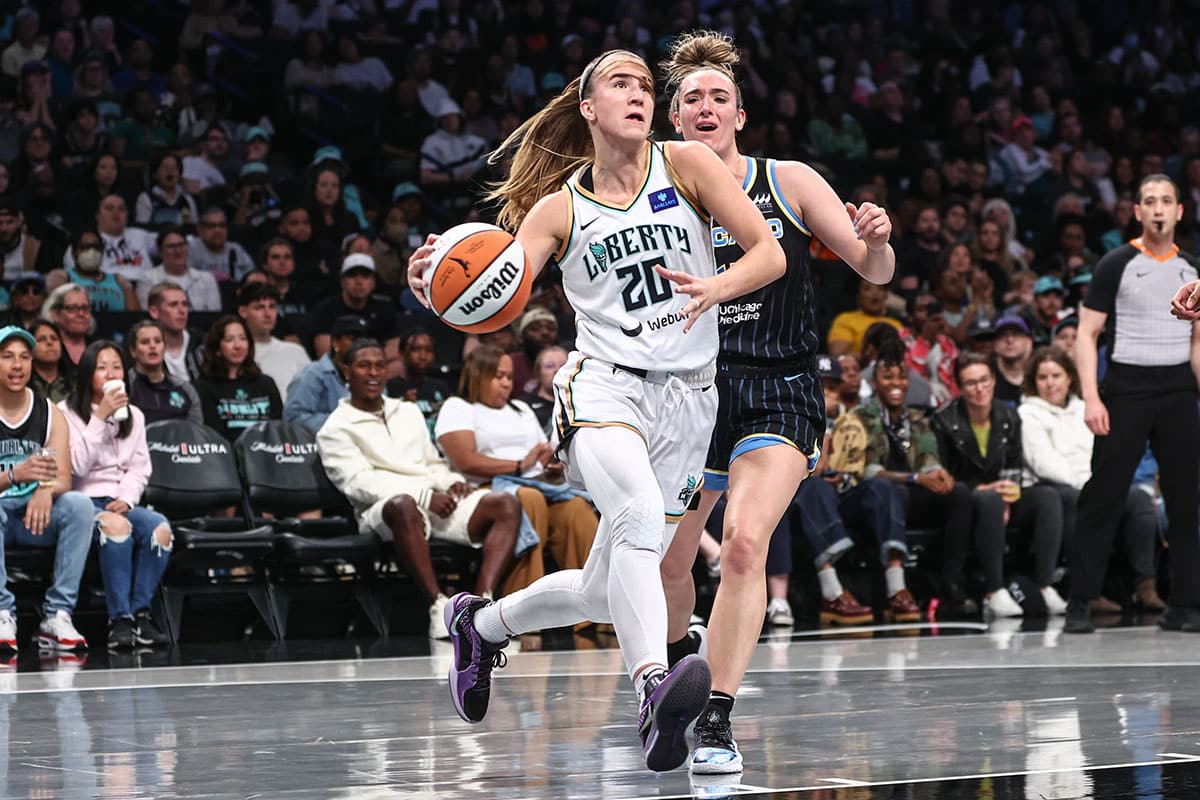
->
xmin=932 ymin=352 xmax=1067 ymax=618
xmin=0 ymin=325 xmax=95 ymax=652
xmin=59 ymin=340 xmax=172 ymax=650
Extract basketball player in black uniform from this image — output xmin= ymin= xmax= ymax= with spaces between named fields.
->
xmin=657 ymin=32 xmax=896 ymax=774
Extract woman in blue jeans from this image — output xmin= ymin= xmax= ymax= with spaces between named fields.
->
xmin=59 ymin=340 xmax=172 ymax=650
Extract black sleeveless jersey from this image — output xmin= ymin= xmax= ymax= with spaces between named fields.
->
xmin=0 ymin=388 xmax=51 ymax=500
xmin=711 ymin=156 xmax=818 ymax=366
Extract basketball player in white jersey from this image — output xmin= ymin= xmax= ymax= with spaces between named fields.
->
xmin=408 ymin=49 xmax=784 ymax=772
xmin=656 ymin=32 xmax=896 ymax=774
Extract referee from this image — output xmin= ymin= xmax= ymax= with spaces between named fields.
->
xmin=1066 ymin=174 xmax=1200 ymax=633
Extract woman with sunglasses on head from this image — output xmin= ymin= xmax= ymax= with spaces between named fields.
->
xmin=408 ymin=48 xmax=784 ymax=771
xmin=654 ymin=32 xmax=895 ymax=774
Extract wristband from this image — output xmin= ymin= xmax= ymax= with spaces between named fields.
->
xmin=906 ymin=473 xmax=917 ymax=485
xmin=512 ymin=460 xmax=522 ymax=476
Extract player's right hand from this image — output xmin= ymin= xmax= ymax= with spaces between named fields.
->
xmin=1170 ymin=279 xmax=1200 ymax=321
xmin=1084 ymin=396 xmax=1110 ymax=436
xmin=406 ymin=233 xmax=441 ymax=308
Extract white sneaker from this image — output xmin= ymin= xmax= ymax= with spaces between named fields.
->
xmin=765 ymin=598 xmax=795 ymax=627
xmin=429 ymin=594 xmax=450 ymax=640
xmin=0 ymin=609 xmax=15 ymax=652
xmin=38 ymin=610 xmax=87 ymax=651
xmin=983 ymin=588 xmax=1024 ymax=619
xmin=1041 ymin=586 xmax=1068 ymax=615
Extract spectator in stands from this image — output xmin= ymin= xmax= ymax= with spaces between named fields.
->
xmin=436 ymin=344 xmax=599 ymax=596
xmin=828 ymin=278 xmax=901 ymax=358
xmin=284 ymin=314 xmax=363 ymax=432
xmin=60 ymin=340 xmax=172 ymax=649
xmin=56 ymin=99 xmax=107 ymax=181
xmin=836 ymin=353 xmax=863 ymax=414
xmin=992 ymin=315 xmax=1033 ymax=405
xmin=370 ymin=197 xmax=412 ymax=289
xmin=193 ymin=315 xmax=282 ymax=441
xmin=420 ymin=98 xmax=488 ymax=219
xmin=277 ymin=205 xmax=327 ymax=290
xmin=980 ymin=198 xmax=1031 ymax=266
xmin=146 ymin=282 xmax=204 ymax=380
xmin=966 ymin=317 xmax=998 ymax=357
xmin=0 ymin=197 xmax=44 ymax=281
xmin=237 ymin=282 xmax=309 ymax=404
xmin=2 ymin=9 xmax=46 ymax=80
xmin=521 ymin=345 xmax=566 ymax=435
xmin=8 ymin=276 xmax=46 ymax=329
xmin=318 ymin=338 xmax=521 ymax=638
xmin=510 ymin=307 xmax=559 ymax=395
xmin=999 ymin=116 xmax=1053 ymax=196
xmin=1051 ymin=315 xmax=1078 ymax=357
xmin=88 ymin=16 xmax=121 ymax=73
xmin=1018 ymin=347 xmax=1163 ymax=615
xmin=112 ymin=39 xmax=165 ymax=99
xmin=860 ymin=322 xmax=935 ymax=408
xmin=137 ymin=227 xmax=220 ymax=312
xmin=941 ymin=197 xmax=974 ymax=246
xmin=187 ymin=207 xmax=253 ymax=282
xmin=108 ymin=88 xmax=176 ymax=165
xmin=228 ymin=162 xmax=281 ymax=232
xmin=0 ymin=324 xmax=94 ymax=653
xmin=1019 ymin=276 xmax=1065 ymax=347
xmin=894 ymin=205 xmax=943 ymax=292
xmin=125 ymin=319 xmax=202 ymax=425
xmin=378 ymin=78 xmax=433 ymax=185
xmin=46 ymin=31 xmax=76 ymax=99
xmin=973 ymin=218 xmax=1021 ymax=286
xmin=73 ymin=51 xmax=114 ymax=112
xmin=270 ymin=0 xmax=331 ymax=39
xmin=134 ymin=153 xmax=198 ymax=228
xmin=48 ymin=228 xmax=139 ymax=313
xmin=385 ymin=327 xmax=449 ymax=414
xmin=65 ymin=195 xmax=155 ymax=288
xmin=179 ymin=0 xmax=260 ymax=55
xmin=256 ymin=238 xmax=308 ymax=335
xmin=284 ymin=31 xmax=335 ymax=119
xmin=847 ymin=340 xmax=976 ymax=613
xmin=182 ymin=124 xmax=231 ymax=195
xmin=28 ymin=319 xmax=72 ymax=404
xmin=310 ymin=254 xmax=400 ymax=376
xmin=10 ymin=121 xmax=55 ymax=187
xmin=901 ymin=295 xmax=959 ymax=405
xmin=332 ymin=34 xmax=393 ymax=93
xmin=307 ymin=167 xmax=361 ymax=274
xmin=42 ymin=283 xmax=92 ymax=366
xmin=933 ymin=352 xmax=1067 ymax=619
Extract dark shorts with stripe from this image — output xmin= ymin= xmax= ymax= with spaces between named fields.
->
xmin=704 ymin=361 xmax=825 ymax=492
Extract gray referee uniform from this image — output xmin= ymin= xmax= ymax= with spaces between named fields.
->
xmin=1070 ymin=239 xmax=1200 ymax=609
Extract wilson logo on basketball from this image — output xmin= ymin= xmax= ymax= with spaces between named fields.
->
xmin=457 ymin=260 xmax=521 ymax=317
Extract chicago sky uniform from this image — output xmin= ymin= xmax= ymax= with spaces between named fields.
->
xmin=704 ymin=157 xmax=824 ymax=490
xmin=553 ymin=141 xmax=718 ymax=518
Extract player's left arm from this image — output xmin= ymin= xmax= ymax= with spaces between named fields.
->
xmin=775 ymin=160 xmax=895 ymax=285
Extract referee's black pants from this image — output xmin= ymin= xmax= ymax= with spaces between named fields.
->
xmin=1070 ymin=363 xmax=1200 ymax=606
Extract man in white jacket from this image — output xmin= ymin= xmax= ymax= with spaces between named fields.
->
xmin=316 ymin=339 xmax=520 ymax=639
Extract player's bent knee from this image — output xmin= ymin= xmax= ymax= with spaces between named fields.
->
xmin=96 ymin=511 xmax=132 ymax=544
xmin=720 ymin=527 xmax=768 ymax=576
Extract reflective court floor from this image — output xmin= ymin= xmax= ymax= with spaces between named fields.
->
xmin=6 ymin=620 xmax=1200 ymax=798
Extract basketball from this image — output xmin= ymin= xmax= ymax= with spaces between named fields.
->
xmin=423 ymin=223 xmax=533 ymax=334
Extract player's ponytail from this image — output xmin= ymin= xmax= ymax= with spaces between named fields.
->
xmin=661 ymin=30 xmax=742 ymax=116
xmin=486 ymin=50 xmax=653 ymax=232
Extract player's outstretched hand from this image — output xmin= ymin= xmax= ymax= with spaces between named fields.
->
xmin=846 ymin=202 xmax=892 ymax=251
xmin=656 ymin=265 xmax=716 ymax=333
xmin=1170 ymin=279 xmax=1200 ymax=321
xmin=406 ymin=233 xmax=441 ymax=308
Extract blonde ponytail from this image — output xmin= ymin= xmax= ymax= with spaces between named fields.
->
xmin=660 ymin=30 xmax=742 ymax=116
xmin=486 ymin=50 xmax=654 ymax=232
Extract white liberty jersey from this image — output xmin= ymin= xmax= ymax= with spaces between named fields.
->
xmin=558 ymin=142 xmax=717 ymax=373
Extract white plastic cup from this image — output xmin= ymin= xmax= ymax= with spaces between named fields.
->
xmin=103 ymin=379 xmax=129 ymax=422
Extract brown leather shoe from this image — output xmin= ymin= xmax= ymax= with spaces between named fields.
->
xmin=885 ymin=589 xmax=922 ymax=623
xmin=819 ymin=591 xmax=874 ymax=626
xmin=1135 ymin=579 xmax=1166 ymax=612
xmin=1089 ymin=596 xmax=1123 ymax=615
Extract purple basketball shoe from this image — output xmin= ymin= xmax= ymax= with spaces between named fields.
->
xmin=637 ymin=654 xmax=712 ymax=771
xmin=445 ymin=592 xmax=508 ymax=724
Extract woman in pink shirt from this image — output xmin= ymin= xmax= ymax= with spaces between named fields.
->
xmin=59 ymin=340 xmax=171 ymax=651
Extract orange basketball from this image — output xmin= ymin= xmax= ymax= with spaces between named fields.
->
xmin=423 ymin=223 xmax=533 ymax=334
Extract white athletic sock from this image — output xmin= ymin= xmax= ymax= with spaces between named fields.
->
xmin=472 ymin=600 xmax=511 ymax=644
xmin=885 ymin=566 xmax=906 ymax=597
xmin=818 ymin=566 xmax=843 ymax=601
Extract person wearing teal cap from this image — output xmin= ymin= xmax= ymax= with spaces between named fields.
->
xmin=0 ymin=325 xmax=95 ymax=653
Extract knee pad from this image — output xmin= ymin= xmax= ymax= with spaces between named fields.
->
xmin=608 ymin=491 xmax=665 ymax=554
xmin=96 ymin=511 xmax=132 ymax=544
